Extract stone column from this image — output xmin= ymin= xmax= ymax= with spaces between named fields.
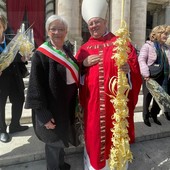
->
xmin=109 ymin=0 xmax=131 ymax=33
xmin=130 ymin=0 xmax=147 ymax=49
xmin=45 ymin=0 xmax=55 ymax=39
xmin=57 ymin=0 xmax=82 ymax=53
xmin=158 ymin=10 xmax=165 ymax=25
xmin=165 ymin=3 xmax=170 ymax=25
xmin=152 ymin=11 xmax=158 ymax=27
xmin=46 ymin=0 xmax=55 ymax=20
xmin=152 ymin=7 xmax=164 ymax=26
xmin=55 ymin=0 xmax=58 ymax=14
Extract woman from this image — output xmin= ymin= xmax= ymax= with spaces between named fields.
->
xmin=138 ymin=25 xmax=170 ymax=127
xmin=25 ymin=15 xmax=79 ymax=170
xmin=0 ymin=14 xmax=28 ymax=143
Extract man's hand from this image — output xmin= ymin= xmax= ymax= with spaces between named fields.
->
xmin=83 ymin=55 xmax=100 ymax=67
xmin=21 ymin=54 xmax=31 ymax=62
xmin=44 ymin=118 xmax=56 ymax=129
xmin=21 ymin=56 xmax=26 ymax=62
xmin=120 ymin=63 xmax=130 ymax=74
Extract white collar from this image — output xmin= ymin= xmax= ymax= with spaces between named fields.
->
xmin=103 ymin=30 xmax=109 ymax=37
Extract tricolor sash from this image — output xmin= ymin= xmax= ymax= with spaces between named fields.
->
xmin=37 ymin=42 xmax=79 ymax=85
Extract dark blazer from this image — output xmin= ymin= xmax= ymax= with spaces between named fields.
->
xmin=25 ymin=44 xmax=79 ymax=147
xmin=0 ymin=37 xmax=25 ymax=96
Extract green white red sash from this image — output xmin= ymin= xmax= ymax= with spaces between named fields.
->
xmin=37 ymin=42 xmax=79 ymax=85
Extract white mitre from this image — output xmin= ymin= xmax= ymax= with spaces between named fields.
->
xmin=82 ymin=0 xmax=108 ymax=23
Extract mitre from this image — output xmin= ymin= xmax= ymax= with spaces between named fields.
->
xmin=82 ymin=0 xmax=108 ymax=23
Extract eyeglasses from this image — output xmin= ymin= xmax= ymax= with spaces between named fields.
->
xmin=49 ymin=28 xmax=65 ymax=33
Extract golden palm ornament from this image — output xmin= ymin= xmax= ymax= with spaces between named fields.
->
xmin=109 ymin=0 xmax=133 ymax=169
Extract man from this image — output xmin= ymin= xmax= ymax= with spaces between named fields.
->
xmin=0 ymin=13 xmax=29 ymax=143
xmin=75 ymin=0 xmax=142 ymax=169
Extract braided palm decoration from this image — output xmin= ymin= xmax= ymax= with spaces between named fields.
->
xmin=109 ymin=0 xmax=133 ymax=169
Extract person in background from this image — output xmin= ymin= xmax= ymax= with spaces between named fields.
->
xmin=0 ymin=14 xmax=29 ymax=143
xmin=138 ymin=25 xmax=170 ymax=127
xmin=25 ymin=15 xmax=79 ymax=170
xmin=75 ymin=0 xmax=142 ymax=169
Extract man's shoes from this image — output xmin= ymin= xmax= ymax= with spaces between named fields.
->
xmin=60 ymin=162 xmax=71 ymax=170
xmin=9 ymin=125 xmax=29 ymax=134
xmin=144 ymin=118 xmax=151 ymax=127
xmin=144 ymin=112 xmax=151 ymax=127
xmin=164 ymin=112 xmax=170 ymax=120
xmin=0 ymin=132 xmax=11 ymax=143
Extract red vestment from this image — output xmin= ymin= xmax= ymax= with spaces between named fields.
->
xmin=76 ymin=32 xmax=142 ymax=170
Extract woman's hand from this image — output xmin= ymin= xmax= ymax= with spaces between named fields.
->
xmin=120 ymin=63 xmax=130 ymax=74
xmin=0 ymin=71 xmax=2 ymax=76
xmin=83 ymin=55 xmax=100 ymax=67
xmin=144 ymin=77 xmax=150 ymax=81
xmin=44 ymin=118 xmax=56 ymax=129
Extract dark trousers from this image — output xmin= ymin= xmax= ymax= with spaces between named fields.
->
xmin=142 ymin=82 xmax=160 ymax=119
xmin=0 ymin=82 xmax=24 ymax=133
xmin=142 ymin=75 xmax=164 ymax=120
xmin=45 ymin=140 xmax=65 ymax=170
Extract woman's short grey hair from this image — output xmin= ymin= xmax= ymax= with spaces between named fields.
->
xmin=45 ymin=15 xmax=68 ymax=32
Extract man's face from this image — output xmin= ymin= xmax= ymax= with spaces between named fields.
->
xmin=88 ymin=17 xmax=107 ymax=39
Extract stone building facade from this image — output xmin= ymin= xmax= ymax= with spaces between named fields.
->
xmin=1 ymin=0 xmax=170 ymax=51
xmin=54 ymin=0 xmax=170 ymax=51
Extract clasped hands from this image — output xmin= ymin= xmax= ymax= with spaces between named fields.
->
xmin=83 ymin=54 xmax=130 ymax=74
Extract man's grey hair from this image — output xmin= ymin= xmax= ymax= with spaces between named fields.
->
xmin=45 ymin=15 xmax=68 ymax=32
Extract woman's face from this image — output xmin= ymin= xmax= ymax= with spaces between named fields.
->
xmin=0 ymin=21 xmax=5 ymax=39
xmin=48 ymin=20 xmax=67 ymax=47
xmin=88 ymin=17 xmax=107 ymax=39
xmin=159 ymin=32 xmax=169 ymax=44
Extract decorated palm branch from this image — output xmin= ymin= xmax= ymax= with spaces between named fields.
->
xmin=0 ymin=25 xmax=34 ymax=72
xmin=108 ymin=0 xmax=133 ymax=169
xmin=146 ymin=78 xmax=170 ymax=111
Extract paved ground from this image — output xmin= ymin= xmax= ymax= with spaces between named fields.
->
xmin=2 ymin=137 xmax=170 ymax=170
xmin=1 ymin=110 xmax=170 ymax=170
xmin=129 ymin=137 xmax=170 ymax=170
xmin=2 ymin=58 xmax=170 ymax=169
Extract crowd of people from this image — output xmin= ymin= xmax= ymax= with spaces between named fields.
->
xmin=0 ymin=0 xmax=170 ymax=169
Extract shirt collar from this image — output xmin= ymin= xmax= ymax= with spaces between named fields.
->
xmin=103 ymin=30 xmax=109 ymax=37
